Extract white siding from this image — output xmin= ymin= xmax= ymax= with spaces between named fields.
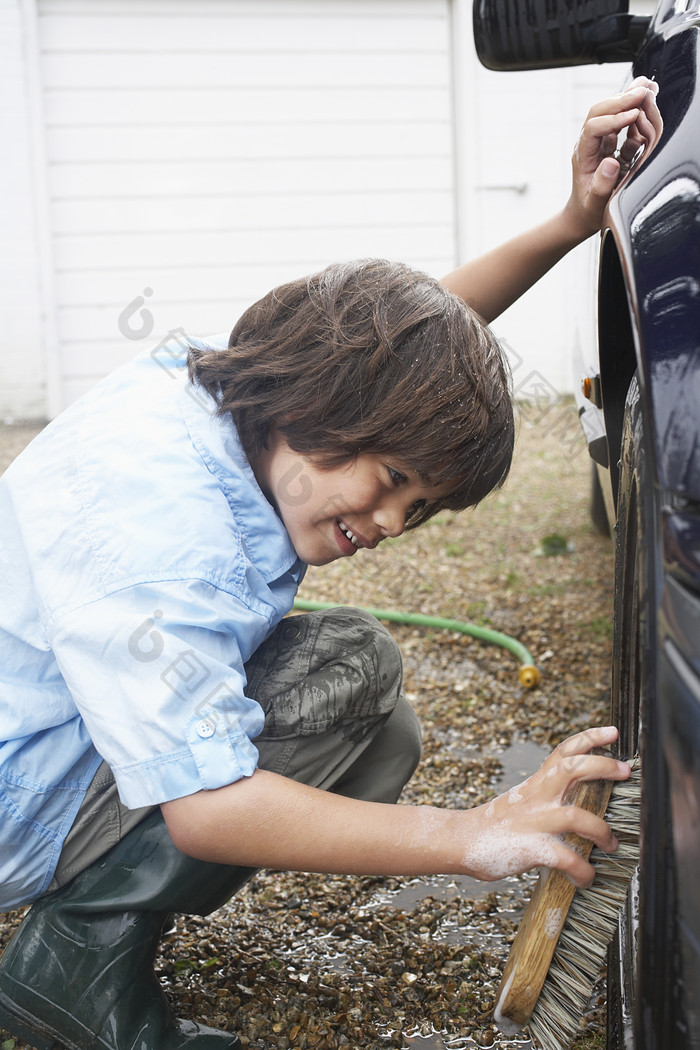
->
xmin=35 ymin=0 xmax=457 ymax=410
xmin=0 ymin=0 xmax=47 ymax=420
xmin=5 ymin=0 xmax=634 ymax=419
xmin=465 ymin=54 xmax=622 ymax=400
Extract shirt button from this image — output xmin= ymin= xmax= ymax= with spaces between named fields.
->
xmin=196 ymin=719 xmax=215 ymax=739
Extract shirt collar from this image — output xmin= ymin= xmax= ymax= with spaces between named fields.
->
xmin=178 ymin=335 xmax=303 ymax=584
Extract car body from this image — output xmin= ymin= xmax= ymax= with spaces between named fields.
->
xmin=472 ymin=0 xmax=700 ymax=1046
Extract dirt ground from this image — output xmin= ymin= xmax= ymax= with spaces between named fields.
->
xmin=0 ymin=401 xmax=615 ymax=1050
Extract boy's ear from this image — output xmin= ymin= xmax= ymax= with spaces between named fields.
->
xmin=264 ymin=422 xmax=292 ymax=452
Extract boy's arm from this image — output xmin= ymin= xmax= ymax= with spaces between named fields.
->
xmin=161 ymin=725 xmax=630 ymax=889
xmin=441 ymin=77 xmax=661 ymax=323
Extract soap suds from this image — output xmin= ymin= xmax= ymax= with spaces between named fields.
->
xmin=493 ymin=966 xmax=522 ymax=1037
xmin=544 ymin=906 xmax=564 ymax=939
xmin=462 ymin=820 xmax=560 ymax=881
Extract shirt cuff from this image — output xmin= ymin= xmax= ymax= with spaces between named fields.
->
xmin=112 ymin=722 xmax=261 ymax=808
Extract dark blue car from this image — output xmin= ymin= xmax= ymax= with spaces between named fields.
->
xmin=473 ymin=0 xmax=700 ymax=1045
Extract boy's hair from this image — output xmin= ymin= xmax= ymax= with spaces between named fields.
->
xmin=188 ymin=259 xmax=514 ymax=528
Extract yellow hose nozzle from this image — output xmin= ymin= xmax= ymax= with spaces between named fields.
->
xmin=517 ymin=664 xmax=541 ymax=690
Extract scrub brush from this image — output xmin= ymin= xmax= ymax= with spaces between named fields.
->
xmin=493 ymin=755 xmax=641 ymax=1050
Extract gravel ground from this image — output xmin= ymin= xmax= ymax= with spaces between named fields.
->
xmin=0 ymin=403 xmax=615 ymax=1050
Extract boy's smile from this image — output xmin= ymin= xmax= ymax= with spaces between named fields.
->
xmin=252 ymin=433 xmax=454 ymax=566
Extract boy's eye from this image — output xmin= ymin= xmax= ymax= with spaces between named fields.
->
xmin=407 ymin=498 xmax=427 ymax=520
xmin=387 ymin=466 xmax=408 ymax=486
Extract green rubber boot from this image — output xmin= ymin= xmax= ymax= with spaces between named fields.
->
xmin=0 ymin=810 xmax=256 ymax=1050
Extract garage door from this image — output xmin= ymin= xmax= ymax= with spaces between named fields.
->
xmin=36 ymin=0 xmax=456 ymax=410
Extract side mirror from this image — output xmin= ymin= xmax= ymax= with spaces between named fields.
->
xmin=473 ymin=0 xmax=651 ymax=70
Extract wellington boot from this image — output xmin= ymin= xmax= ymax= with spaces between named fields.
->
xmin=0 ymin=811 xmax=256 ymax=1050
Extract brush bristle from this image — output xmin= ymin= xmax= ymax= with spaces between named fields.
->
xmin=526 ymin=757 xmax=641 ymax=1050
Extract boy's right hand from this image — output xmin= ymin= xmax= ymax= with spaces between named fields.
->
xmin=564 ymin=76 xmax=662 ymax=241
xmin=461 ymin=725 xmax=631 ymax=886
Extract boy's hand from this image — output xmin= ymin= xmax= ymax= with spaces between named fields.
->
xmin=463 ymin=725 xmax=631 ymax=887
xmin=564 ymin=77 xmax=662 ymax=241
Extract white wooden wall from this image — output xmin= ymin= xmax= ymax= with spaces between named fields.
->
xmin=467 ymin=58 xmax=621 ymax=407
xmin=9 ymin=0 xmax=460 ymax=414
xmin=0 ymin=0 xmax=48 ymax=420
xmin=2 ymin=0 xmax=624 ymax=420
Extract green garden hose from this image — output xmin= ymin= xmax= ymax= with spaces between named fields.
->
xmin=292 ymin=598 xmax=541 ymax=689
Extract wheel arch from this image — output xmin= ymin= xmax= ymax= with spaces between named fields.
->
xmin=597 ymin=229 xmax=642 ymax=513
xmin=599 ymin=164 xmax=700 ymax=513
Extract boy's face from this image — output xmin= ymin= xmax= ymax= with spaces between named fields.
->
xmin=252 ymin=433 xmax=455 ymax=566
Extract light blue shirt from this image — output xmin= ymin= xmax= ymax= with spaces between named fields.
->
xmin=0 ymin=332 xmax=304 ymax=909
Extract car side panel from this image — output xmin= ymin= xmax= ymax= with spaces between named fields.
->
xmin=595 ymin=4 xmax=700 ymax=1039
xmin=603 ymin=11 xmax=700 ymax=503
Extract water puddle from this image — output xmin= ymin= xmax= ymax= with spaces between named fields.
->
xmin=270 ymin=737 xmax=547 ymax=1049
xmin=489 ymin=737 xmax=550 ymax=794
xmin=404 ymin=1035 xmax=532 ymax=1050
xmin=354 ymin=737 xmax=545 ymax=1047
xmin=375 ymin=736 xmax=549 ymax=910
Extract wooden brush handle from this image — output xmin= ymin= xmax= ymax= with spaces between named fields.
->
xmin=493 ymin=770 xmax=614 ymax=1033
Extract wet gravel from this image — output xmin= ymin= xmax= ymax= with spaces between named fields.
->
xmin=0 ymin=404 xmax=615 ymax=1050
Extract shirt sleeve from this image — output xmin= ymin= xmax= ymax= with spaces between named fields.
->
xmin=48 ymin=578 xmax=275 ymax=808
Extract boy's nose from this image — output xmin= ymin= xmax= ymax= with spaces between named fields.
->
xmin=374 ymin=498 xmax=406 ymax=539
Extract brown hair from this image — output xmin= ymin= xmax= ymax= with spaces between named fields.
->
xmin=188 ymin=259 xmax=513 ymax=527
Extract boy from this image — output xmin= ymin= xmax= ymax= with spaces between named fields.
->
xmin=0 ymin=80 xmax=659 ymax=1050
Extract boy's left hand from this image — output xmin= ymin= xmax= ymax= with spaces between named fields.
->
xmin=565 ymin=76 xmax=662 ymax=241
